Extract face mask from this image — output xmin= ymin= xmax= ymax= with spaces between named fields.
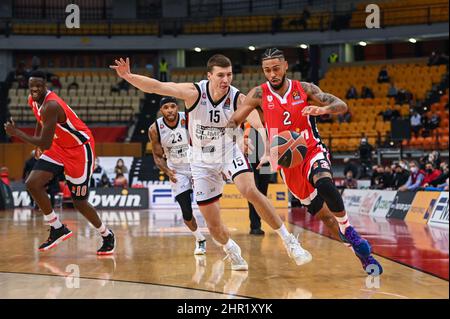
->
xmin=426 ymin=169 xmax=433 ymax=174
xmin=410 ymin=167 xmax=418 ymax=173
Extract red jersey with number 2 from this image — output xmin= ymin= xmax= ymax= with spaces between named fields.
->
xmin=260 ymin=79 xmax=331 ymax=205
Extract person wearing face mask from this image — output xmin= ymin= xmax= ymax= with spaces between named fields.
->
xmin=423 ymin=162 xmax=447 ymax=188
xmin=398 ymin=161 xmax=425 ymax=192
xmin=392 ymin=164 xmax=410 ymax=190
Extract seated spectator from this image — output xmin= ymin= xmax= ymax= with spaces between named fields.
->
xmin=421 ymin=162 xmax=442 ymax=186
xmin=111 ymin=79 xmax=130 ymax=92
xmin=361 ymin=86 xmax=375 ymax=99
xmin=371 ymin=166 xmax=387 ymax=189
xmin=410 ymin=111 xmax=422 ymax=137
xmin=91 ymin=158 xmax=107 ymax=187
xmin=67 ymin=81 xmax=79 ymax=91
xmin=289 ymin=7 xmax=311 ymax=30
xmin=338 ymin=110 xmax=352 ymax=123
xmin=396 ymin=89 xmax=413 ymax=105
xmin=392 ymin=164 xmax=410 ymax=190
xmin=398 ymin=161 xmax=425 ymax=191
xmin=377 ymin=67 xmax=390 ymax=83
xmin=343 ymin=157 xmax=359 ymax=178
xmin=271 ymin=15 xmax=283 ymax=33
xmin=387 ymin=82 xmax=398 ymax=99
xmin=429 ymin=111 xmax=441 ymax=130
xmin=114 ymin=173 xmax=128 ymax=188
xmin=0 ymin=167 xmax=10 ymax=186
xmin=345 ymin=86 xmax=358 ymax=99
xmin=98 ymin=174 xmax=112 ymax=188
xmin=343 ymin=171 xmax=358 ymax=189
xmin=49 ymin=74 xmax=62 ymax=90
xmin=114 ymin=158 xmax=129 ymax=175
xmin=383 ymin=165 xmax=394 ymax=189
xmin=378 ymin=107 xmax=400 ymax=122
xmin=424 ymin=162 xmax=448 ymax=188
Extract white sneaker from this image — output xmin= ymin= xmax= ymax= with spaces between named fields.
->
xmin=223 ymin=241 xmax=248 ymax=271
xmin=284 ymin=233 xmax=312 ymax=266
xmin=194 ymin=239 xmax=206 ymax=255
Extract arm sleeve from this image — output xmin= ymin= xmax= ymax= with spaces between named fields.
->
xmin=408 ymin=174 xmax=424 ymax=190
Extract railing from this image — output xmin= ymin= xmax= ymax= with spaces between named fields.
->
xmin=1 ymin=2 xmax=447 ymax=37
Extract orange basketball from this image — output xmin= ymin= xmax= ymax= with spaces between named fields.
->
xmin=270 ymin=131 xmax=307 ymax=168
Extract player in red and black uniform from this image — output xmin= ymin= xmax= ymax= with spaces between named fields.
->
xmin=227 ymin=49 xmax=382 ymax=275
xmin=4 ymin=70 xmax=115 ymax=255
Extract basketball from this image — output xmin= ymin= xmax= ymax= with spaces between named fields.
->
xmin=270 ymin=131 xmax=308 ymax=168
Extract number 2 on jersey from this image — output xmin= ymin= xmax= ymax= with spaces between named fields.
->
xmin=283 ymin=111 xmax=292 ymax=125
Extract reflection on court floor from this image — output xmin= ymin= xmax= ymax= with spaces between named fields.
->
xmin=0 ymin=208 xmax=448 ymax=299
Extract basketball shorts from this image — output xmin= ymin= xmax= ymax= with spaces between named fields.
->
xmin=280 ymin=145 xmax=332 ymax=215
xmin=33 ymin=140 xmax=95 ymax=200
xmin=190 ymin=144 xmax=252 ymax=205
xmin=170 ymin=170 xmax=193 ymax=198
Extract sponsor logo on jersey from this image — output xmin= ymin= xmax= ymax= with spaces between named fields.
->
xmin=267 ymin=95 xmax=273 ymax=102
xmin=181 ymin=119 xmax=186 ymax=126
xmin=202 ymin=93 xmax=206 ymax=99
xmin=292 ymin=91 xmax=301 ymax=100
xmin=223 ymin=97 xmax=231 ymax=110
xmin=160 ymin=123 xmax=164 ymax=129
xmin=292 ymin=100 xmax=304 ymax=106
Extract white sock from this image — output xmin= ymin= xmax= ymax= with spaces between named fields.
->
xmin=223 ymin=238 xmax=235 ymax=251
xmin=44 ymin=211 xmax=62 ymax=229
xmin=192 ymin=228 xmax=205 ymax=242
xmin=335 ymin=213 xmax=351 ymax=234
xmin=96 ymin=223 xmax=111 ymax=237
xmin=275 ymin=224 xmax=291 ymax=242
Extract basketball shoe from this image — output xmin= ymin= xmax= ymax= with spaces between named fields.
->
xmin=357 ymin=254 xmax=383 ymax=275
xmin=338 ymin=226 xmax=371 ymax=257
xmin=223 ymin=240 xmax=248 ymax=271
xmin=97 ymin=230 xmax=115 ymax=255
xmin=38 ymin=225 xmax=73 ymax=251
xmin=194 ymin=239 xmax=206 ymax=255
xmin=283 ymin=233 xmax=312 ymax=266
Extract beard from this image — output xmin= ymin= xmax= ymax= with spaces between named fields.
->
xmin=268 ymin=75 xmax=286 ymax=90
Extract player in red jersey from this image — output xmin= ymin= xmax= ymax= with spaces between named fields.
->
xmin=227 ymin=49 xmax=382 ymax=275
xmin=4 ymin=70 xmax=115 ymax=255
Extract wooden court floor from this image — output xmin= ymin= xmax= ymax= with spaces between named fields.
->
xmin=0 ymin=208 xmax=448 ymax=299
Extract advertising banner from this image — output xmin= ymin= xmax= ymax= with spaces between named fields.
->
xmin=386 ymin=191 xmax=417 ymax=220
xmin=405 ymin=191 xmax=441 ymax=224
xmin=428 ymin=192 xmax=449 ymax=228
xmin=369 ymin=190 xmax=397 ymax=218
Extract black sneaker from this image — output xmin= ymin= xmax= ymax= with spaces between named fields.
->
xmin=38 ymin=225 xmax=73 ymax=252
xmin=97 ymin=230 xmax=115 ymax=255
xmin=249 ymin=228 xmax=265 ymax=236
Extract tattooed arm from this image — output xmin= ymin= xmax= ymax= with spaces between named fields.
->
xmin=226 ymin=86 xmax=263 ymax=129
xmin=300 ymin=81 xmax=348 ymax=116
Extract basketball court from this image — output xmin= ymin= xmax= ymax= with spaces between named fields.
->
xmin=0 ymin=208 xmax=447 ymax=299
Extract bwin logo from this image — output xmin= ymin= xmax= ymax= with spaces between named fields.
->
xmin=88 ymin=191 xmax=141 ymax=208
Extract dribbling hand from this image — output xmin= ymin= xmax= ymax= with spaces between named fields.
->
xmin=110 ymin=57 xmax=131 ymax=79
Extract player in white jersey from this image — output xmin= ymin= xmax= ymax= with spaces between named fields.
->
xmin=148 ymin=97 xmax=206 ymax=255
xmin=111 ymin=55 xmax=311 ymax=271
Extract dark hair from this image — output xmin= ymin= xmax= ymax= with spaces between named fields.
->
xmin=160 ymin=96 xmax=177 ymax=108
xmin=262 ymin=48 xmax=285 ymax=61
xmin=29 ymin=70 xmax=47 ymax=81
xmin=207 ymin=54 xmax=232 ymax=72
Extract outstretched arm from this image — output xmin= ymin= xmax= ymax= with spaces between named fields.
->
xmin=301 ymin=81 xmax=348 ymax=116
xmin=110 ymin=57 xmax=199 ymax=108
xmin=148 ymin=124 xmax=177 ymax=183
xmin=226 ymin=86 xmax=263 ymax=129
xmin=4 ymin=101 xmax=58 ymax=150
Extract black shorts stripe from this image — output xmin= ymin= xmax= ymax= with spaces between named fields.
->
xmin=60 ymin=123 xmax=88 ymax=144
xmin=197 ymin=193 xmax=222 ymax=206
xmin=232 ymin=168 xmax=253 ymax=181
xmin=32 ymin=159 xmax=64 ymax=176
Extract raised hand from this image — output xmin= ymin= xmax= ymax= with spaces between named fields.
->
xmin=109 ymin=57 xmax=132 ymax=79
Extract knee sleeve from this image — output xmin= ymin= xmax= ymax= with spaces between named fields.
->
xmin=314 ymin=177 xmax=345 ymax=213
xmin=175 ymin=190 xmax=193 ymax=221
